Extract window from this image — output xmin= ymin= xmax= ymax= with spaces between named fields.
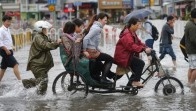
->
xmin=0 ymin=0 xmax=15 ymax=3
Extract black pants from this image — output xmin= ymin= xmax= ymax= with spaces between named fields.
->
xmin=129 ymin=56 xmax=145 ymax=81
xmin=0 ymin=49 xmax=18 ymax=69
xmin=89 ymin=53 xmax=115 ymax=81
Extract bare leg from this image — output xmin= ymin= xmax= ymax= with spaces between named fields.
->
xmin=147 ymin=56 xmax=152 ymax=65
xmin=13 ymin=64 xmax=21 ymax=80
xmin=188 ymin=68 xmax=192 ymax=83
xmin=0 ymin=69 xmax=6 ymax=81
xmin=172 ymin=60 xmax=177 ymax=71
xmin=190 ymin=69 xmax=196 ymax=84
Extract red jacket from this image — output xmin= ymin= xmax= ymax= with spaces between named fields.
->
xmin=114 ymin=28 xmax=146 ymax=67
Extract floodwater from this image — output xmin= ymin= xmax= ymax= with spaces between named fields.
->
xmin=0 ymin=30 xmax=196 ymax=111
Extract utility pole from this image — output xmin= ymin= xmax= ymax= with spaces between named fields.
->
xmin=195 ymin=0 xmax=196 ymax=8
xmin=73 ymin=1 xmax=82 ymax=18
xmin=172 ymin=0 xmax=175 ymax=15
xmin=0 ymin=3 xmax=2 ymax=26
xmin=26 ymin=0 xmax=29 ymax=20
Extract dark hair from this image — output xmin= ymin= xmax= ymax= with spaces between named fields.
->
xmin=2 ymin=15 xmax=12 ymax=22
xmin=63 ymin=21 xmax=75 ymax=34
xmin=72 ymin=18 xmax=84 ymax=27
xmin=167 ymin=15 xmax=174 ymax=21
xmin=83 ymin=13 xmax=109 ymax=36
xmin=83 ymin=14 xmax=97 ymax=36
xmin=127 ymin=17 xmax=139 ymax=28
xmin=96 ymin=12 xmax=109 ymax=21
xmin=120 ymin=17 xmax=139 ymax=36
xmin=191 ymin=8 xmax=196 ymax=18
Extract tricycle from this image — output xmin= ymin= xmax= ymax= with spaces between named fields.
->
xmin=52 ymin=45 xmax=184 ymax=98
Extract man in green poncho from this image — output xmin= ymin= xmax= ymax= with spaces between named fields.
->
xmin=22 ymin=20 xmax=61 ymax=95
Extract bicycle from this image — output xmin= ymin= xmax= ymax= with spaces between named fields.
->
xmin=52 ymin=46 xmax=184 ymax=98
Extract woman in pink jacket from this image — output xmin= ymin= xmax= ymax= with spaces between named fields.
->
xmin=114 ymin=17 xmax=151 ymax=88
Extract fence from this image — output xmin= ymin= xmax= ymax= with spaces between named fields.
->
xmin=10 ymin=20 xmax=187 ymax=52
xmin=10 ymin=28 xmax=33 ymax=51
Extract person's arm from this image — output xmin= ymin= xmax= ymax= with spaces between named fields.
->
xmin=166 ymin=23 xmax=174 ymax=34
xmin=61 ymin=36 xmax=72 ymax=53
xmin=145 ymin=22 xmax=152 ymax=35
xmin=0 ymin=31 xmax=11 ymax=55
xmin=188 ymin=27 xmax=196 ymax=45
xmin=121 ymin=34 xmax=145 ymax=53
xmin=34 ymin=35 xmax=59 ymax=51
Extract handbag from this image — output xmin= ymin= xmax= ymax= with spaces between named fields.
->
xmin=159 ymin=35 xmax=163 ymax=54
xmin=116 ymin=65 xmax=130 ymax=75
xmin=159 ymin=43 xmax=163 ymax=54
xmin=86 ymin=49 xmax=100 ymax=59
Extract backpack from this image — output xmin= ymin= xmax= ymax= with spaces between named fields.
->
xmin=145 ymin=22 xmax=159 ymax=41
xmin=179 ymin=34 xmax=188 ymax=62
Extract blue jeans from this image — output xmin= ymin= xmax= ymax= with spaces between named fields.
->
xmin=145 ymin=39 xmax=154 ymax=49
xmin=159 ymin=44 xmax=176 ymax=61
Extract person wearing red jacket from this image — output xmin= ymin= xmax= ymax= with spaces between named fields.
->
xmin=114 ymin=17 xmax=151 ymax=87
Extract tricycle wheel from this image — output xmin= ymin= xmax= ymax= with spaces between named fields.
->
xmin=52 ymin=71 xmax=89 ymax=98
xmin=163 ymin=84 xmax=176 ymax=95
xmin=154 ymin=76 xmax=184 ymax=96
xmin=131 ymin=87 xmax=138 ymax=95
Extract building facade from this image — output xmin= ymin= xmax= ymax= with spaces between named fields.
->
xmin=98 ymin=0 xmax=133 ymax=23
xmin=162 ymin=0 xmax=195 ymax=19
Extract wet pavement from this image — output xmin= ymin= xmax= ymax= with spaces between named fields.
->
xmin=0 ymin=34 xmax=196 ymax=111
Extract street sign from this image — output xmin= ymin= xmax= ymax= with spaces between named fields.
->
xmin=73 ymin=1 xmax=82 ymax=7
xmin=142 ymin=0 xmax=148 ymax=4
xmin=48 ymin=5 xmax=55 ymax=12
xmin=48 ymin=0 xmax=57 ymax=4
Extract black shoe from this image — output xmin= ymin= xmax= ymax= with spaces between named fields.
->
xmin=124 ymin=83 xmax=132 ymax=90
xmin=113 ymin=75 xmax=123 ymax=81
xmin=124 ymin=80 xmax=133 ymax=90
xmin=100 ymin=78 xmax=113 ymax=84
xmin=107 ymin=72 xmax=116 ymax=79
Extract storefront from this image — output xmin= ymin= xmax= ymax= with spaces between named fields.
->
xmin=38 ymin=4 xmax=51 ymax=20
xmin=79 ymin=2 xmax=97 ymax=20
xmin=1 ymin=3 xmax=20 ymax=19
xmin=174 ymin=0 xmax=194 ymax=19
xmin=98 ymin=0 xmax=133 ymax=23
xmin=20 ymin=4 xmax=39 ymax=20
xmin=162 ymin=0 xmax=194 ymax=19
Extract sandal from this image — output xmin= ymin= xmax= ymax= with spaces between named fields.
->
xmin=131 ymin=81 xmax=144 ymax=88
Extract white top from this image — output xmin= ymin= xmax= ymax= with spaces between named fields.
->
xmin=0 ymin=25 xmax=13 ymax=50
xmin=143 ymin=20 xmax=153 ymax=40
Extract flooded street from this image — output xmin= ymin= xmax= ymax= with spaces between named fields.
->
xmin=0 ymin=31 xmax=196 ymax=111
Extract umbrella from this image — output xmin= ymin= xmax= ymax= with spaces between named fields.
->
xmin=124 ymin=9 xmax=153 ymax=23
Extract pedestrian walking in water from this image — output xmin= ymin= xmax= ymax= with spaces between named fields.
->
xmin=141 ymin=17 xmax=154 ymax=64
xmin=159 ymin=15 xmax=177 ymax=71
xmin=185 ymin=8 xmax=196 ymax=87
xmin=22 ymin=20 xmax=61 ymax=95
xmin=0 ymin=15 xmax=21 ymax=82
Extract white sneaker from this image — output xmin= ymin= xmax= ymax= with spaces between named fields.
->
xmin=172 ymin=66 xmax=177 ymax=71
xmin=17 ymin=80 xmax=23 ymax=86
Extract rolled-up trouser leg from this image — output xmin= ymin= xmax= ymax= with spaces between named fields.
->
xmin=22 ymin=78 xmax=37 ymax=89
xmin=31 ymin=66 xmax=49 ymax=95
